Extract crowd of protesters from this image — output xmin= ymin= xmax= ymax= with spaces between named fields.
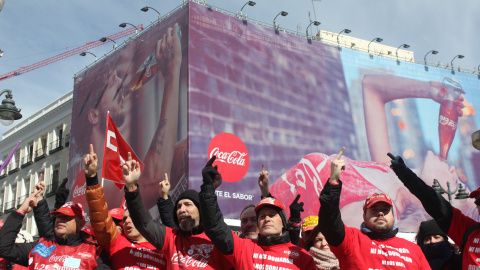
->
xmin=1 ymin=145 xmax=480 ymax=270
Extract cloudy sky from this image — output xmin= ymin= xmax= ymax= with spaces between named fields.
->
xmin=0 ymin=0 xmax=478 ymax=137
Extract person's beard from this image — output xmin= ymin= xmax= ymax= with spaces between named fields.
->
xmin=179 ymin=216 xmax=199 ymax=231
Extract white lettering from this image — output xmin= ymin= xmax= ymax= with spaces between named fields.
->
xmin=107 ymin=130 xmax=118 ymax=152
xmin=209 ymin=147 xmax=247 ymax=166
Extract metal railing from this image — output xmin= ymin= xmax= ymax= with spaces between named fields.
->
xmin=49 ymin=138 xmax=63 ymax=154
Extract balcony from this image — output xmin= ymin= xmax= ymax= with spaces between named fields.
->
xmin=49 ymin=138 xmax=63 ymax=154
xmin=20 ymin=155 xmax=33 ymax=169
xmin=45 ymin=179 xmax=59 ymax=198
xmin=65 ymin=134 xmax=70 ymax=147
xmin=0 ymin=172 xmax=6 ymax=179
xmin=34 ymin=147 xmax=47 ymax=162
xmin=16 ymin=194 xmax=27 ymax=208
xmin=4 ymin=200 xmax=15 ymax=213
xmin=8 ymin=162 xmax=19 ymax=175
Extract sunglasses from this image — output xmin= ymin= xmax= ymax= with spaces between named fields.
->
xmin=475 ymin=198 xmax=480 ymax=206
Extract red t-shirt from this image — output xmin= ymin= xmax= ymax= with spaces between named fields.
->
xmin=105 ymin=233 xmax=166 ymax=270
xmin=229 ymin=234 xmax=316 ymax=270
xmin=447 ymin=207 xmax=480 ymax=269
xmin=331 ymin=225 xmax=430 ymax=269
xmin=160 ymin=227 xmax=232 ymax=269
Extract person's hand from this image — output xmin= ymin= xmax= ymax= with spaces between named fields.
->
xmin=429 ymin=80 xmax=465 ymax=116
xmin=18 ymin=184 xmax=44 ymax=215
xmin=202 ymin=156 xmax=219 ymax=186
xmin=34 ymin=174 xmax=46 ymax=202
xmin=387 ymin=152 xmax=407 ymax=173
xmin=289 ymin=194 xmax=304 ymax=223
xmin=329 ymin=147 xmax=345 ymax=183
xmin=258 ymin=164 xmax=269 ymax=197
xmin=84 ymin=144 xmax=98 ymax=177
xmin=213 ymin=173 xmax=223 ymax=190
xmin=122 ymin=152 xmax=141 ymax=191
xmin=156 ymin=23 xmax=182 ymax=78
xmin=159 ymin=173 xmax=170 ymax=200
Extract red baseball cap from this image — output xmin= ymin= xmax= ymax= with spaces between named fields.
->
xmin=363 ymin=193 xmax=393 ymax=212
xmin=254 ymin=197 xmax=286 ymax=214
xmin=470 ymin=186 xmax=480 ymax=199
xmin=51 ymin=202 xmax=85 ymax=221
xmin=109 ymin=208 xmax=125 ymax=221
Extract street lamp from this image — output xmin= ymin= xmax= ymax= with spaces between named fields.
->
xmin=336 ymin=29 xmax=351 ymax=46
xmin=79 ymin=51 xmax=97 ymax=61
xmin=141 ymin=6 xmax=161 ymax=21
xmin=119 ymin=23 xmax=140 ymax=33
xmin=367 ymin=37 xmax=383 ymax=54
xmin=423 ymin=50 xmax=438 ymax=65
xmin=432 ymin=179 xmax=469 ymax=203
xmin=0 ymin=89 xmax=22 ymax=126
xmin=305 ymin=21 xmax=321 ymax=39
xmin=472 ymin=130 xmax=480 ymax=150
xmin=0 ymin=49 xmax=3 ymax=58
xmin=99 ymin=37 xmax=117 ymax=49
xmin=395 ymin=44 xmax=410 ymax=59
xmin=240 ymin=1 xmax=256 ymax=17
xmin=450 ymin=54 xmax=465 ymax=71
xmin=273 ymin=11 xmax=288 ymax=30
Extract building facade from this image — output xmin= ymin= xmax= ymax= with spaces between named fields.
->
xmin=0 ymin=90 xmax=72 ymax=237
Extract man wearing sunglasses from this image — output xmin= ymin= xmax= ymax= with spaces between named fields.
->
xmin=389 ymin=152 xmax=479 ymax=270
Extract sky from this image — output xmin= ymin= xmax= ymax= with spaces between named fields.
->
xmin=0 ymin=0 xmax=478 ymax=137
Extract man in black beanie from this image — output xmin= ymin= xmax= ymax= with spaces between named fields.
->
xmin=121 ymin=152 xmax=232 ymax=269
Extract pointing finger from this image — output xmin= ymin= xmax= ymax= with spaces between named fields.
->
xmin=335 ymin=147 xmax=345 ymax=161
xmin=128 ymin=152 xmax=132 ymax=162
xmin=165 ymin=173 xmax=169 ymax=183
xmin=262 ymin=164 xmax=265 ymax=173
xmin=206 ymin=156 xmax=216 ymax=167
xmin=387 ymin=153 xmax=395 ymax=160
xmin=90 ymin=144 xmax=94 ymax=155
xmin=293 ymin=194 xmax=301 ymax=204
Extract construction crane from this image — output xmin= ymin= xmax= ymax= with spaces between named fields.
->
xmin=0 ymin=24 xmax=143 ymax=82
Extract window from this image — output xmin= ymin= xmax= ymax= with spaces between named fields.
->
xmin=11 ymin=184 xmax=17 ymax=207
xmin=24 ymin=178 xmax=30 ymax=196
xmin=28 ymin=142 xmax=34 ymax=162
xmin=0 ymin=190 xmax=4 ymax=213
xmin=46 ymin=165 xmax=60 ymax=196
xmin=1 ymin=155 xmax=6 ymax=175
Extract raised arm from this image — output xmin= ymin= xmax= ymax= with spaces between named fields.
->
xmin=84 ymin=144 xmax=119 ymax=246
xmin=157 ymin=173 xmax=176 ymax=228
xmin=31 ymin=177 xmax=54 ymax=240
xmin=123 ymin=152 xmax=167 ymax=251
xmin=318 ymin=147 xmax=346 ymax=247
xmin=199 ymin=156 xmax=235 ymax=255
xmin=0 ymin=187 xmax=42 ymax=265
xmin=139 ymin=23 xmax=182 ymax=204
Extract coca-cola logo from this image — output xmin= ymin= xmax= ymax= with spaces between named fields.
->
xmin=208 ymin=133 xmax=249 ymax=183
xmin=49 ymin=254 xmax=70 ymax=263
xmin=171 ymin=253 xmax=209 ymax=268
xmin=73 ymin=182 xmax=86 ymax=198
xmin=439 ymin=115 xmax=457 ymax=131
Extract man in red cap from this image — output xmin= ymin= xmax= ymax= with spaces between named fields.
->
xmin=389 ymin=152 xmax=480 ymax=269
xmin=0 ymin=181 xmax=110 ymax=269
xmin=198 ymin=156 xmax=316 ymax=270
xmin=318 ymin=148 xmax=430 ymax=269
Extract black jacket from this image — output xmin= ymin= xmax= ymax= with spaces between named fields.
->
xmin=156 ymin=196 xmax=176 ymax=228
xmin=318 ymin=180 xmax=346 ymax=247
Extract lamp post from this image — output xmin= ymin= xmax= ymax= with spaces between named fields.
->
xmin=273 ymin=11 xmax=288 ymax=30
xmin=79 ymin=51 xmax=97 ymax=61
xmin=472 ymin=130 xmax=480 ymax=150
xmin=141 ymin=6 xmax=161 ymax=21
xmin=0 ymin=89 xmax=22 ymax=126
xmin=336 ymin=29 xmax=351 ymax=46
xmin=99 ymin=37 xmax=117 ymax=49
xmin=450 ymin=54 xmax=465 ymax=71
xmin=432 ymin=179 xmax=469 ymax=204
xmin=240 ymin=1 xmax=256 ymax=17
xmin=367 ymin=37 xmax=383 ymax=54
xmin=0 ymin=49 xmax=3 ymax=58
xmin=119 ymin=23 xmax=140 ymax=33
xmin=423 ymin=50 xmax=438 ymax=65
xmin=395 ymin=44 xmax=410 ymax=60
xmin=305 ymin=21 xmax=321 ymax=40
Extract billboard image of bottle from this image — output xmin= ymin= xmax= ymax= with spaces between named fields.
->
xmin=68 ymin=5 xmax=189 ymax=218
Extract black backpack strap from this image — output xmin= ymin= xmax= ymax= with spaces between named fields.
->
xmin=461 ymin=223 xmax=480 ymax=253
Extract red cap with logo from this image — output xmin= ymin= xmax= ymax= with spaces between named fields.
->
xmin=363 ymin=193 xmax=393 ymax=212
xmin=109 ymin=208 xmax=125 ymax=221
xmin=469 ymin=186 xmax=480 ymax=199
xmin=51 ymin=202 xmax=85 ymax=221
xmin=254 ymin=197 xmax=287 ymax=214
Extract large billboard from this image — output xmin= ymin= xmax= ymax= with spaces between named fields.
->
xmin=187 ymin=3 xmax=480 ymax=232
xmin=69 ymin=2 xmax=480 ymax=233
xmin=68 ymin=5 xmax=189 ymax=217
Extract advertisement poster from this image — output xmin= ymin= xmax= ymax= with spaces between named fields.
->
xmin=187 ymin=3 xmax=480 ymax=232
